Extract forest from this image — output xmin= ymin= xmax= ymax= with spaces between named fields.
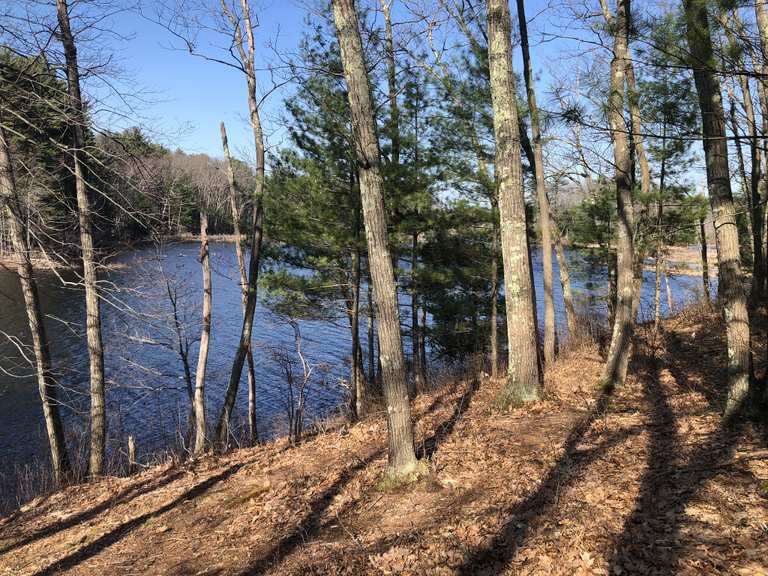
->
xmin=0 ymin=0 xmax=766 ymax=574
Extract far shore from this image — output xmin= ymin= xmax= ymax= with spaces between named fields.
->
xmin=1 ymin=237 xmax=719 ymax=278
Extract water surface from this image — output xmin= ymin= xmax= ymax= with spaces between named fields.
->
xmin=0 ymin=242 xmax=714 ymax=488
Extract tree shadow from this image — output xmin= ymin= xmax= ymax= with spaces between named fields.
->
xmin=236 ymin=448 xmax=383 ymax=575
xmin=662 ymin=323 xmax=727 ymax=413
xmin=454 ymin=386 xmax=627 ymax=575
xmin=32 ymin=461 xmax=250 ymax=576
xmin=238 ymin=378 xmax=480 ymax=575
xmin=417 ymin=377 xmax=478 ymax=460
xmin=607 ymin=340 xmax=751 ymax=574
xmin=0 ymin=468 xmax=186 ymax=556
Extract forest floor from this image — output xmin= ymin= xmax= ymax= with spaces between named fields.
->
xmin=1 ymin=304 xmax=767 ymax=575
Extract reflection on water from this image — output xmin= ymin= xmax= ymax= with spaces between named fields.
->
xmin=0 ymin=242 xmax=715 ymax=485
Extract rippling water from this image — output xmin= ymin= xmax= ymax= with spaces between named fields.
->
xmin=0 ymin=242 xmax=714 ymax=486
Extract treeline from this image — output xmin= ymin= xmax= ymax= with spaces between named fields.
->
xmin=0 ymin=0 xmax=766 ymax=492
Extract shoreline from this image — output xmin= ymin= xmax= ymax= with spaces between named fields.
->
xmin=1 ymin=239 xmax=720 ymax=278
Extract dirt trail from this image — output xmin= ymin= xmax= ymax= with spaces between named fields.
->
xmin=0 ymin=308 xmax=766 ymax=575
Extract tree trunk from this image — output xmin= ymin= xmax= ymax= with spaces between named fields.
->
xmin=727 ymin=93 xmax=751 ymax=230
xmin=601 ymin=0 xmax=635 ymax=390
xmin=741 ymin=80 xmax=766 ymax=302
xmin=553 ymin=224 xmax=577 ymax=337
xmin=193 ymin=212 xmax=211 ymax=455
xmin=700 ymin=216 xmax=711 ymax=302
xmin=664 ymin=263 xmax=674 ymax=315
xmin=56 ymin=0 xmax=107 ymax=477
xmin=367 ymin=279 xmax=375 ymax=388
xmin=216 ymin=0 xmax=266 ymax=447
xmin=220 ymin=121 xmax=258 ymax=445
xmin=683 ymin=0 xmax=752 ymax=418
xmin=348 ymin=195 xmax=366 ymax=420
xmin=654 ymin=143 xmax=667 ymax=329
xmin=490 ymin=204 xmax=500 ymax=378
xmin=654 ymin=253 xmax=663 ymax=328
xmin=517 ymin=0 xmax=555 ymax=366
xmin=379 ymin=0 xmax=400 ymax=167
xmin=0 ymin=124 xmax=71 ymax=484
xmin=411 ymin=231 xmax=425 ymax=392
xmin=163 ymin=272 xmax=195 ymax=444
xmin=332 ymin=0 xmax=418 ymax=477
xmin=624 ymin=57 xmax=651 ymax=198
xmin=420 ymin=298 xmax=427 ymax=377
xmin=754 ymin=0 xmax=768 ymax=298
xmin=722 ymin=38 xmax=766 ymax=301
xmin=487 ymin=0 xmax=542 ymax=407
xmin=216 ymin=199 xmax=263 ymax=446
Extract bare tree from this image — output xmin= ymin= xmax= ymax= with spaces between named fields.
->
xmin=214 ymin=0 xmax=267 ymax=447
xmin=516 ymin=0 xmax=555 ymax=365
xmin=0 ymin=121 xmax=70 ymax=483
xmin=552 ymin=216 xmax=577 ymax=338
xmin=192 ymin=210 xmax=212 ymax=455
xmin=272 ymin=320 xmax=326 ymax=445
xmin=487 ymin=0 xmax=542 ymax=406
xmin=380 ymin=0 xmax=400 ymax=168
xmin=332 ymin=0 xmax=419 ymax=478
xmin=600 ymin=0 xmax=635 ymax=390
xmin=56 ymin=0 xmax=107 ymax=476
xmin=682 ymin=0 xmax=751 ymax=418
xmin=220 ymin=120 xmax=258 ymax=444
xmin=753 ymin=0 xmax=768 ymax=299
xmin=720 ymin=13 xmax=765 ymax=305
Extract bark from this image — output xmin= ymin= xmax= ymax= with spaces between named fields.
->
xmin=683 ymin=0 xmax=752 ymax=418
xmin=601 ymin=0 xmax=635 ymax=390
xmin=490 ymin=202 xmax=500 ymax=378
xmin=700 ymin=216 xmax=711 ymax=302
xmin=0 ymin=123 xmax=70 ymax=483
xmin=517 ymin=0 xmax=555 ymax=365
xmin=56 ymin=0 xmax=107 ymax=476
xmin=553 ymin=224 xmax=577 ymax=337
xmin=193 ymin=212 xmax=211 ymax=455
xmin=332 ymin=0 xmax=418 ymax=477
xmin=487 ymin=0 xmax=542 ymax=406
xmin=220 ymin=121 xmax=258 ymax=445
xmin=216 ymin=0 xmax=266 ymax=446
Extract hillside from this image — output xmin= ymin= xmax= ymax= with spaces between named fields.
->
xmin=1 ymin=307 xmax=766 ymax=576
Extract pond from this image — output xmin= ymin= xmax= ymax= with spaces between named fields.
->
xmin=0 ymin=242 xmax=714 ymax=497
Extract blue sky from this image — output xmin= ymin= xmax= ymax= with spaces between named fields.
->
xmin=96 ymin=0 xmax=311 ymax=159
xmin=91 ymin=0 xmax=564 ymax=161
xmin=133 ymin=1 xmax=305 ymax=157
xmin=75 ymin=0 xmax=705 ymax=192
